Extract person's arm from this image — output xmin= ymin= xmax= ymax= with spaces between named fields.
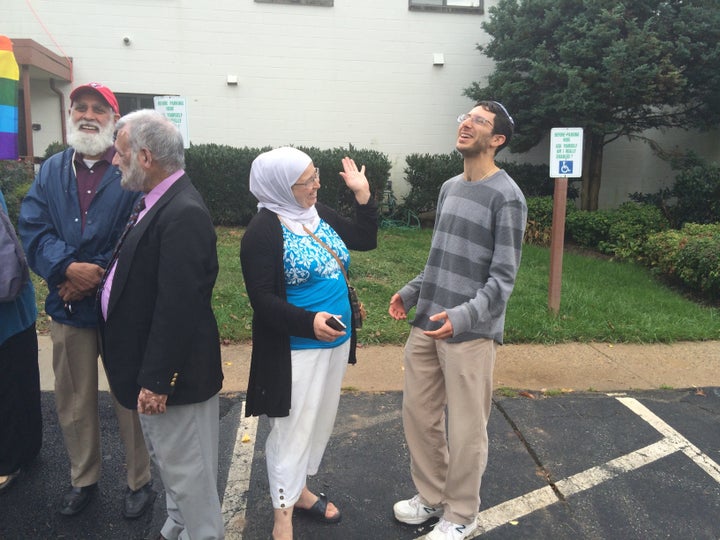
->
xmin=240 ymin=212 xmax=318 ymax=339
xmin=339 ymin=156 xmax=371 ymax=205
xmin=18 ymin=160 xmax=79 ymax=287
xmin=318 ymin=157 xmax=378 ymax=251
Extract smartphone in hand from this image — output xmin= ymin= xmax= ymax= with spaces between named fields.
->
xmin=326 ymin=315 xmax=347 ymax=331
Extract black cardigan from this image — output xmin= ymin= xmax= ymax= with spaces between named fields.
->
xmin=240 ymin=200 xmax=378 ymax=417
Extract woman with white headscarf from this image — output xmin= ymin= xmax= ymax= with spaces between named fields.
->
xmin=240 ymin=147 xmax=378 ymax=540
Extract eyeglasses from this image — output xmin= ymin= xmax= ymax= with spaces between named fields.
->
xmin=292 ymin=167 xmax=320 ymax=189
xmin=457 ymin=113 xmax=494 ymax=129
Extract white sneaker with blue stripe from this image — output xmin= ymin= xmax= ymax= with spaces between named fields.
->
xmin=393 ymin=494 xmax=443 ymax=525
xmin=424 ymin=517 xmax=478 ymax=540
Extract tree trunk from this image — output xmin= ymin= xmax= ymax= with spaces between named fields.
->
xmin=580 ymin=131 xmax=605 ymax=211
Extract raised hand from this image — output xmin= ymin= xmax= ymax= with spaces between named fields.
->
xmin=339 ymin=156 xmax=371 ymax=204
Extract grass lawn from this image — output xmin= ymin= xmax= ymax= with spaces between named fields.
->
xmin=31 ymin=226 xmax=720 ymax=345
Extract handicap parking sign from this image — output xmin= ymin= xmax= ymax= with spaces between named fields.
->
xmin=550 ymin=128 xmax=583 ymax=178
xmin=559 ymin=161 xmax=573 ymax=175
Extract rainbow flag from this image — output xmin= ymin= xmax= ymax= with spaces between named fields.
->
xmin=0 ymin=35 xmax=19 ymax=160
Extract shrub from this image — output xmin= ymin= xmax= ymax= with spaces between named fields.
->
xmin=668 ymin=158 xmax=720 ymax=226
xmin=186 ymin=144 xmax=391 ymax=226
xmin=566 ymin=203 xmax=669 ymax=259
xmin=566 ymin=209 xmax=611 ymax=249
xmin=296 ymin=145 xmax=391 ymax=217
xmin=501 ymin=161 xmax=580 ymax=200
xmin=524 ymin=196 xmax=555 ymax=246
xmin=644 ymin=223 xmax=720 ymax=301
xmin=630 ymin=151 xmax=720 ymax=227
xmin=403 ymin=153 xmax=462 ymax=214
xmin=402 ymin=152 xmax=577 ymax=218
xmin=185 ymin=144 xmax=268 ymax=226
xmin=0 ymin=159 xmax=34 ymax=224
xmin=43 ymin=141 xmax=70 ymax=159
xmin=600 ymin=203 xmax=670 ymax=260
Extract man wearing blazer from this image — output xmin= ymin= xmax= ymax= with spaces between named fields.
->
xmin=99 ymin=109 xmax=224 ymax=540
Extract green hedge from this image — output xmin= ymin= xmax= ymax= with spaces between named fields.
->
xmin=186 ymin=144 xmax=391 ymax=226
xmin=185 ymin=144 xmax=268 ymax=226
xmin=0 ymin=159 xmax=35 ymax=224
xmin=631 ymin=151 xmax=720 ymax=227
xmin=643 ymin=223 xmax=720 ymax=301
xmin=402 ymin=152 xmax=578 ymax=219
xmin=566 ymin=202 xmax=669 ymax=260
xmin=524 ymin=196 xmax=555 ymax=246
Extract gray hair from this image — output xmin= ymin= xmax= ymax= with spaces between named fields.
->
xmin=115 ymin=109 xmax=185 ymax=171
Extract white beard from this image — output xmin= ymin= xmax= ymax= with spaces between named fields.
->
xmin=120 ymin=157 xmax=148 ymax=192
xmin=67 ymin=119 xmax=115 ymax=157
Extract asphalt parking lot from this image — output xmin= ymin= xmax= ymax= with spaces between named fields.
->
xmin=1 ymin=388 xmax=719 ymax=539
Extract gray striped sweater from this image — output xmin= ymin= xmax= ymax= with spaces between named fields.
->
xmin=398 ymin=170 xmax=527 ymax=344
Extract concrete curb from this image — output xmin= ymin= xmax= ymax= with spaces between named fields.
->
xmin=37 ymin=334 xmax=720 ymax=394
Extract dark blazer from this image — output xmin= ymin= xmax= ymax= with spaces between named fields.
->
xmin=100 ymin=175 xmax=223 ymax=410
xmin=240 ymin=200 xmax=378 ymax=418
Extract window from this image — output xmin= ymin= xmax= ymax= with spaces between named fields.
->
xmin=116 ymin=93 xmax=156 ymax=116
xmin=255 ymin=0 xmax=333 ymax=6
xmin=408 ymin=0 xmax=483 ymax=14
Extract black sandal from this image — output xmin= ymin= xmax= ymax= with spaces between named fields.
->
xmin=295 ymin=493 xmax=342 ymax=524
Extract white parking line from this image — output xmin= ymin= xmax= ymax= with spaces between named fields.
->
xmin=222 ymin=401 xmax=259 ymax=540
xmin=470 ymin=396 xmax=720 ymax=537
xmin=223 ymin=396 xmax=719 ymax=538
xmin=474 ymin=438 xmax=677 ymax=534
xmin=616 ymin=396 xmax=720 ymax=483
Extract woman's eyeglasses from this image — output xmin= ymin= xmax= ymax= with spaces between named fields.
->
xmin=292 ymin=168 xmax=320 ymax=189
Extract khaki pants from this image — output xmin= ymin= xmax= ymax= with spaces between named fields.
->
xmin=51 ymin=321 xmax=150 ymax=489
xmin=402 ymin=326 xmax=496 ymax=525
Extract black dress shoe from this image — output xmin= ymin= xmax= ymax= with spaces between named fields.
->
xmin=59 ymin=483 xmax=98 ymax=516
xmin=123 ymin=481 xmax=156 ymax=519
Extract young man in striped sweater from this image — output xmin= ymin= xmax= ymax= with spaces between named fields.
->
xmin=389 ymin=101 xmax=528 ymax=540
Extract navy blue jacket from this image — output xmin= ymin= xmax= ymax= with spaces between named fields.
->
xmin=18 ymin=148 xmax=140 ymax=328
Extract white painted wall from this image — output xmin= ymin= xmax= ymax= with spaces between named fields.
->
xmin=5 ymin=0 xmax=718 ymax=208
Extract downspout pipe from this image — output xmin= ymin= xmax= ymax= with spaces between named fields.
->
xmin=50 ymin=78 xmax=67 ymax=147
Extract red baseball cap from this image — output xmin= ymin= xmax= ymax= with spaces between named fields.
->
xmin=69 ymin=82 xmax=119 ymax=115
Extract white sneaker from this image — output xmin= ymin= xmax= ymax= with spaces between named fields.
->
xmin=424 ymin=517 xmax=478 ymax=540
xmin=393 ymin=494 xmax=443 ymax=524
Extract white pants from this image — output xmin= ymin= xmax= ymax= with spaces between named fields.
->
xmin=265 ymin=342 xmax=350 ymax=509
xmin=139 ymin=394 xmax=224 ymax=540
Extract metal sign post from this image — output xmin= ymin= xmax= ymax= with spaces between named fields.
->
xmin=548 ymin=128 xmax=584 ymax=315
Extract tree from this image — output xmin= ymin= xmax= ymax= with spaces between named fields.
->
xmin=465 ymin=0 xmax=720 ymax=210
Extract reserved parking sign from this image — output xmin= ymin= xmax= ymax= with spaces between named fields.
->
xmin=550 ymin=128 xmax=584 ymax=178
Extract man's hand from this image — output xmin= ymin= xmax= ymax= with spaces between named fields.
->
xmin=388 ymin=293 xmax=407 ymax=320
xmin=137 ymin=388 xmax=168 ymax=415
xmin=57 ymin=280 xmax=86 ymax=302
xmin=423 ymin=311 xmax=454 ymax=340
xmin=64 ymin=262 xmax=104 ymax=295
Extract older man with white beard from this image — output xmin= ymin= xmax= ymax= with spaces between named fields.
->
xmin=18 ymin=83 xmax=154 ymax=519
